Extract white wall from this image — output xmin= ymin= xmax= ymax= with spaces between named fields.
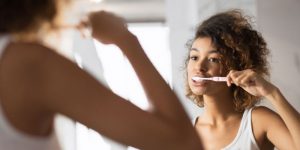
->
xmin=166 ymin=0 xmax=202 ymax=119
xmin=166 ymin=0 xmax=300 ymax=119
xmin=257 ymin=0 xmax=300 ymax=110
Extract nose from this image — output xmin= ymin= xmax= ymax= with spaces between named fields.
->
xmin=194 ymin=58 xmax=207 ymax=73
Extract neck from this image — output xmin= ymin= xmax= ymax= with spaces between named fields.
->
xmin=201 ymin=90 xmax=240 ymax=124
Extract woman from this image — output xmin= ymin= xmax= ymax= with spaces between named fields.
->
xmin=186 ymin=10 xmax=300 ymax=150
xmin=0 ymin=0 xmax=202 ymax=149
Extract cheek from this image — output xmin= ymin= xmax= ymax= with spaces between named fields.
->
xmin=218 ymin=64 xmax=229 ymax=76
xmin=210 ymin=64 xmax=225 ymax=76
xmin=218 ymin=67 xmax=225 ymax=76
xmin=186 ymin=62 xmax=193 ymax=73
xmin=186 ymin=67 xmax=193 ymax=87
xmin=218 ymin=60 xmax=230 ymax=76
xmin=187 ymin=63 xmax=193 ymax=77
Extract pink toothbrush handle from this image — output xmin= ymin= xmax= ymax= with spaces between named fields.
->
xmin=212 ymin=77 xmax=227 ymax=82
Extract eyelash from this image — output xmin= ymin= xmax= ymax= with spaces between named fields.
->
xmin=208 ymin=58 xmax=221 ymax=63
xmin=189 ymin=56 xmax=221 ymax=63
xmin=190 ymin=56 xmax=198 ymax=61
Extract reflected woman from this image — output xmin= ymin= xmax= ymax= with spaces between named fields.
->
xmin=186 ymin=10 xmax=300 ymax=150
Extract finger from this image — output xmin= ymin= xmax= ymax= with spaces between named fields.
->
xmin=226 ymin=71 xmax=233 ymax=86
xmin=77 ymin=19 xmax=90 ymax=29
xmin=228 ymin=70 xmax=243 ymax=86
xmin=240 ymin=71 xmax=256 ymax=86
xmin=233 ymin=72 xmax=249 ymax=86
xmin=241 ymin=76 xmax=256 ymax=87
xmin=77 ymin=20 xmax=90 ymax=33
xmin=227 ymin=70 xmax=238 ymax=86
xmin=116 ymin=15 xmax=127 ymax=27
xmin=232 ymin=69 xmax=256 ymax=87
xmin=109 ymin=14 xmax=127 ymax=29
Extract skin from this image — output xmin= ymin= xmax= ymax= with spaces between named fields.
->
xmin=188 ymin=37 xmax=300 ymax=150
xmin=0 ymin=11 xmax=202 ymax=150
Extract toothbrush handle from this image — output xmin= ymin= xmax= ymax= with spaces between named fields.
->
xmin=212 ymin=77 xmax=227 ymax=82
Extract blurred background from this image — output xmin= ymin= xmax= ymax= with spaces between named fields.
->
xmin=54 ymin=0 xmax=300 ymax=149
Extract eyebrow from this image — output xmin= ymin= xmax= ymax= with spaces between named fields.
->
xmin=190 ymin=48 xmax=220 ymax=54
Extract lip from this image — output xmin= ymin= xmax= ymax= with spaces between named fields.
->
xmin=191 ymin=78 xmax=208 ymax=86
xmin=190 ymin=75 xmax=210 ymax=86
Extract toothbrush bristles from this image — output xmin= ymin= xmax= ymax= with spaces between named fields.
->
xmin=192 ymin=77 xmax=227 ymax=82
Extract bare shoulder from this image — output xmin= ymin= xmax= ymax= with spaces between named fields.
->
xmin=252 ymin=106 xmax=279 ymax=119
xmin=0 ymin=42 xmax=74 ymax=85
xmin=0 ymin=42 xmax=74 ymax=104
xmin=252 ymin=106 xmax=280 ymax=123
xmin=250 ymin=106 xmax=278 ymax=148
xmin=252 ymin=106 xmax=282 ymax=131
xmin=2 ymin=42 xmax=65 ymax=64
xmin=252 ymin=106 xmax=275 ymax=114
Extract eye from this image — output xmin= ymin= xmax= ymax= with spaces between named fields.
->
xmin=190 ymin=56 xmax=198 ymax=61
xmin=208 ymin=57 xmax=221 ymax=63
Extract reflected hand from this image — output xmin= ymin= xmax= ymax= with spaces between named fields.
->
xmin=226 ymin=69 xmax=276 ymax=98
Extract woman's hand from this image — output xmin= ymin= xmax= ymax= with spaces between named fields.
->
xmin=226 ymin=69 xmax=277 ymax=98
xmin=87 ymin=11 xmax=132 ymax=44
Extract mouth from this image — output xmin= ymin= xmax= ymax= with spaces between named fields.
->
xmin=191 ymin=76 xmax=208 ymax=85
xmin=191 ymin=75 xmax=209 ymax=81
xmin=192 ymin=76 xmax=205 ymax=82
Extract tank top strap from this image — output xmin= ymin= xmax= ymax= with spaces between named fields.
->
xmin=0 ymin=34 xmax=11 ymax=57
xmin=247 ymin=107 xmax=260 ymax=149
xmin=222 ymin=107 xmax=260 ymax=150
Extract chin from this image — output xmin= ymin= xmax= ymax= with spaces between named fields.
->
xmin=191 ymin=88 xmax=206 ymax=95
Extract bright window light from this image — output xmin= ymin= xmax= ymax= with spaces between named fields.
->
xmin=89 ymin=0 xmax=103 ymax=3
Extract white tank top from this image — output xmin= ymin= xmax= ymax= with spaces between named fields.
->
xmin=0 ymin=35 xmax=61 ymax=150
xmin=194 ymin=108 xmax=260 ymax=150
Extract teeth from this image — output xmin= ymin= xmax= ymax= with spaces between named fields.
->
xmin=192 ymin=77 xmax=204 ymax=81
xmin=192 ymin=76 xmax=227 ymax=82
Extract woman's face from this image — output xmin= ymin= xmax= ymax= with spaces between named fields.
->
xmin=187 ymin=37 xmax=228 ymax=95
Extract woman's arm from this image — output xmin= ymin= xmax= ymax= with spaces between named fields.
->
xmin=41 ymin=49 xmax=192 ymax=149
xmin=88 ymin=11 xmax=198 ymax=136
xmin=41 ymin=11 xmax=201 ymax=149
xmin=228 ymin=69 xmax=300 ymax=150
xmin=264 ymin=88 xmax=300 ymax=150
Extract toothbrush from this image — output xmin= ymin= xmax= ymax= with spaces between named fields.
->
xmin=192 ymin=76 xmax=227 ymax=82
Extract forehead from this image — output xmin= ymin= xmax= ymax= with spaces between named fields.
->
xmin=191 ymin=37 xmax=216 ymax=52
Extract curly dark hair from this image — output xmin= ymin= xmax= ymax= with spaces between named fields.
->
xmin=185 ymin=10 xmax=270 ymax=112
xmin=0 ymin=0 xmax=68 ymax=34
